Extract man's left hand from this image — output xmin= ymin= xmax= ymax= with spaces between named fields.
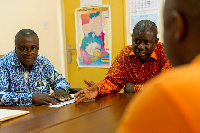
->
xmin=124 ymin=83 xmax=135 ymax=93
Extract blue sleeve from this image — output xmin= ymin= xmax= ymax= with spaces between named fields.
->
xmin=42 ymin=56 xmax=70 ymax=92
xmin=51 ymin=69 xmax=71 ymax=92
xmin=0 ymin=68 xmax=33 ymax=106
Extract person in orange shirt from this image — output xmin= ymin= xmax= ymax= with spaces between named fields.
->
xmin=117 ymin=0 xmax=200 ymax=133
xmin=75 ymin=20 xmax=172 ymax=103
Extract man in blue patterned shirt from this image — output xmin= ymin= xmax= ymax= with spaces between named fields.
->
xmin=0 ymin=29 xmax=71 ymax=106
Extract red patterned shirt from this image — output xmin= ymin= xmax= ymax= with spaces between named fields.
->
xmin=97 ymin=42 xmax=172 ymax=94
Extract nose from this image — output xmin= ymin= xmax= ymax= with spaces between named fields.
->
xmin=137 ymin=43 xmax=145 ymax=50
xmin=27 ymin=48 xmax=31 ymax=52
xmin=25 ymin=48 xmax=33 ymax=54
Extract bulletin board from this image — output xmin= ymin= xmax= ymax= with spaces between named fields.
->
xmin=75 ymin=5 xmax=112 ymax=68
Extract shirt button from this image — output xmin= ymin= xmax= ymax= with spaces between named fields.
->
xmin=142 ymin=65 xmax=144 ymax=67
xmin=142 ymin=78 xmax=144 ymax=80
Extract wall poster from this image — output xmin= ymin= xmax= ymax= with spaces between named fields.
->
xmin=75 ymin=5 xmax=112 ymax=68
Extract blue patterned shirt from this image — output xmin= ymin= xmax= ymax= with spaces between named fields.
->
xmin=0 ymin=50 xmax=70 ymax=106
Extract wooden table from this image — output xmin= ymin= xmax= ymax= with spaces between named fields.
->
xmin=0 ymin=93 xmax=133 ymax=133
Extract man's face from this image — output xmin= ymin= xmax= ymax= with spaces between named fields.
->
xmin=15 ymin=36 xmax=39 ymax=69
xmin=132 ymin=31 xmax=157 ymax=62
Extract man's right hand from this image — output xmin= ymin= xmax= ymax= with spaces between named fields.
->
xmin=32 ymin=93 xmax=61 ymax=105
xmin=74 ymin=80 xmax=99 ymax=103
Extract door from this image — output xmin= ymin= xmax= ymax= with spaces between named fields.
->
xmin=64 ymin=0 xmax=126 ymax=88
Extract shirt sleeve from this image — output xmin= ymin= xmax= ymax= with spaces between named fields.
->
xmin=50 ymin=69 xmax=70 ymax=92
xmin=97 ymin=48 xmax=126 ymax=95
xmin=0 ymin=68 xmax=33 ymax=106
xmin=42 ymin=57 xmax=70 ymax=92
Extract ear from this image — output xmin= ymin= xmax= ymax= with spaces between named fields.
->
xmin=155 ymin=38 xmax=159 ymax=44
xmin=172 ymin=10 xmax=184 ymax=41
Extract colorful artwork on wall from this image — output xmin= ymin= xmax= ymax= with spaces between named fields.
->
xmin=75 ymin=5 xmax=111 ymax=68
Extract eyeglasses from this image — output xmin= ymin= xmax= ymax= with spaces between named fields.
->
xmin=17 ymin=47 xmax=39 ymax=54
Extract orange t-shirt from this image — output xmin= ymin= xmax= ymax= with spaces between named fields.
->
xmin=97 ymin=42 xmax=172 ymax=95
xmin=117 ymin=54 xmax=200 ymax=133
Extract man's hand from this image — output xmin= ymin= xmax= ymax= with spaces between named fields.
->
xmin=124 ymin=83 xmax=135 ymax=93
xmin=52 ymin=89 xmax=72 ymax=101
xmin=32 ymin=93 xmax=61 ymax=106
xmin=74 ymin=80 xmax=99 ymax=103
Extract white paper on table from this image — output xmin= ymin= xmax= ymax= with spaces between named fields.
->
xmin=71 ymin=94 xmax=75 ymax=98
xmin=48 ymin=99 xmax=75 ymax=108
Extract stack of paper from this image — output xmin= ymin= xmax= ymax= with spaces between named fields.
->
xmin=0 ymin=109 xmax=30 ymax=122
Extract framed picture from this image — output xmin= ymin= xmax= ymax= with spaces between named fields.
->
xmin=75 ymin=5 xmax=112 ymax=68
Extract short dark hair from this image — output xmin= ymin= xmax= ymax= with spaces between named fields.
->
xmin=15 ymin=29 xmax=38 ymax=45
xmin=133 ymin=20 xmax=158 ymax=39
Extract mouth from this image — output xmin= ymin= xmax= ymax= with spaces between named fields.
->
xmin=25 ymin=58 xmax=33 ymax=62
xmin=23 ymin=57 xmax=34 ymax=61
xmin=136 ymin=51 xmax=146 ymax=57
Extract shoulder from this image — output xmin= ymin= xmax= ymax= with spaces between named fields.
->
xmin=120 ymin=64 xmax=200 ymax=132
xmin=121 ymin=45 xmax=132 ymax=51
xmin=145 ymin=63 xmax=200 ymax=92
xmin=154 ymin=42 xmax=164 ymax=52
xmin=129 ymin=63 xmax=200 ymax=110
xmin=111 ymin=45 xmax=133 ymax=64
xmin=153 ymin=42 xmax=167 ymax=59
xmin=35 ymin=54 xmax=55 ymax=70
xmin=36 ymin=54 xmax=51 ymax=64
xmin=119 ymin=45 xmax=133 ymax=56
xmin=0 ymin=51 xmax=16 ymax=67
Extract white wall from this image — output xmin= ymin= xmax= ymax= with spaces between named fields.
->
xmin=125 ymin=0 xmax=165 ymax=45
xmin=0 ymin=0 xmax=68 ymax=79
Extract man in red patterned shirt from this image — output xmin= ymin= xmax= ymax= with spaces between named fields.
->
xmin=75 ymin=20 xmax=172 ymax=103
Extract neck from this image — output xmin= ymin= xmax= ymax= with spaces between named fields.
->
xmin=23 ymin=65 xmax=31 ymax=72
xmin=140 ymin=59 xmax=147 ymax=64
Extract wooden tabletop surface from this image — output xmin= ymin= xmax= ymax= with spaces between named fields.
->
xmin=0 ymin=93 xmax=134 ymax=133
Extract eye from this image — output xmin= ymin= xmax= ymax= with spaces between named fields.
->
xmin=144 ymin=40 xmax=150 ymax=45
xmin=19 ymin=47 xmax=26 ymax=51
xmin=135 ymin=39 xmax=140 ymax=44
xmin=31 ymin=46 xmax=39 ymax=50
xmin=32 ymin=47 xmax=36 ymax=50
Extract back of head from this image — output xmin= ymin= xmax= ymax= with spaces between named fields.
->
xmin=15 ymin=29 xmax=38 ymax=45
xmin=164 ymin=0 xmax=200 ymax=66
xmin=133 ymin=20 xmax=158 ymax=39
xmin=173 ymin=0 xmax=200 ymax=36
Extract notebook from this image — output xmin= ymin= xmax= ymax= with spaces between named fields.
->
xmin=0 ymin=109 xmax=30 ymax=122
